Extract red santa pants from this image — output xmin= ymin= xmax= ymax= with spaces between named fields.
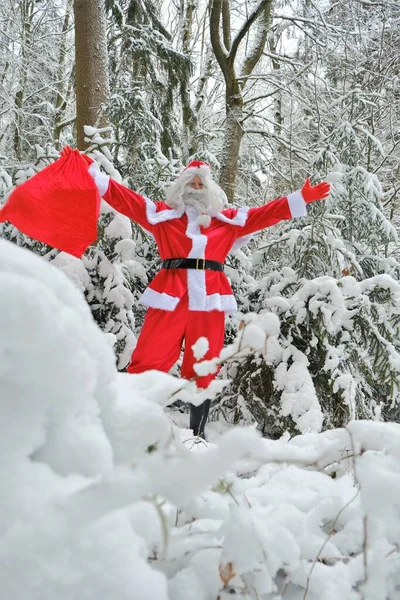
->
xmin=127 ymin=294 xmax=225 ymax=436
xmin=127 ymin=293 xmax=225 ymax=386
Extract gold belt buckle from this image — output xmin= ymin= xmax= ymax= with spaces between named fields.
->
xmin=196 ymin=258 xmax=206 ymax=270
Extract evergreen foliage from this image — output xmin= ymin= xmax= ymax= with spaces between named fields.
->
xmin=105 ymin=0 xmax=191 ymax=180
xmin=211 ymin=0 xmax=400 ymax=434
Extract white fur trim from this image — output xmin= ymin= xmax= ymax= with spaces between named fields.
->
xmin=186 ymin=208 xmax=207 ymax=259
xmin=141 ymin=287 xmax=237 ymax=313
xmin=140 ymin=288 xmax=180 ymax=311
xmin=186 ymin=282 xmax=238 ymax=312
xmin=206 ymin=294 xmax=237 ymax=313
xmin=184 ymin=208 xmax=237 ymax=313
xmin=186 ymin=208 xmax=208 ymax=310
xmin=287 ymin=190 xmax=307 ymax=218
xmin=88 ymin=163 xmax=110 ymax=197
xmin=215 ymin=206 xmax=249 ymax=226
xmin=183 ymin=165 xmax=211 ymax=178
xmin=143 ymin=197 xmax=181 ymax=224
xmin=187 ymin=270 xmax=206 ymax=310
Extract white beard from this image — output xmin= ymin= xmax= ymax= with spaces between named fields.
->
xmin=182 ymin=189 xmax=212 ymax=227
xmin=182 ymin=189 xmax=208 ymax=210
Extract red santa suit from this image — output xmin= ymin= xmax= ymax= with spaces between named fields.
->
xmin=91 ymin=164 xmax=308 ymax=378
xmin=89 ymin=162 xmax=330 ymax=437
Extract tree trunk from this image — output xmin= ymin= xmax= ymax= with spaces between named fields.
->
xmin=74 ymin=0 xmax=110 ymax=150
xmin=269 ymin=36 xmax=282 ymax=138
xmin=180 ymin=0 xmax=198 ymax=160
xmin=209 ymin=0 xmax=274 ymax=202
xmin=14 ymin=0 xmax=34 ymax=160
xmin=54 ymin=0 xmax=74 ymax=147
xmin=219 ymin=85 xmax=244 ymax=203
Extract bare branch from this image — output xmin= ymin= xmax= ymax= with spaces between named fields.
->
xmin=302 ymin=490 xmax=360 ymax=599
xmin=241 ymin=0 xmax=273 ymax=77
xmin=209 ymin=0 xmax=230 ymax=77
xmin=262 ymin=50 xmax=304 ymax=66
xmin=229 ymin=0 xmax=273 ymax=64
xmin=244 ymin=129 xmax=309 ymax=161
xmin=221 ymin=0 xmax=231 ymax=51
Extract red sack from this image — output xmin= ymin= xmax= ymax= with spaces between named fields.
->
xmin=0 ymin=146 xmax=100 ymax=257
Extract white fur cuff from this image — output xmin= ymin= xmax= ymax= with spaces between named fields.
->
xmin=88 ymin=163 xmax=110 ymax=197
xmin=287 ymin=190 xmax=307 ymax=218
xmin=140 ymin=288 xmax=180 ymax=311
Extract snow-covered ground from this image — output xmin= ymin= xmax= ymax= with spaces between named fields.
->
xmin=1 ymin=238 xmax=400 ymax=600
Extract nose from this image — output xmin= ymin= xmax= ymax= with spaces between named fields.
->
xmin=192 ymin=181 xmax=201 ymax=189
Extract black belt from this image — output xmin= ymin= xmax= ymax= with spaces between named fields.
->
xmin=161 ymin=258 xmax=224 ymax=272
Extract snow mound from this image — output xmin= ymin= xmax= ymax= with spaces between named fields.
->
xmin=1 ymin=240 xmax=400 ymax=600
xmin=0 ymin=240 xmax=169 ymax=599
xmin=0 ymin=239 xmax=116 ymax=475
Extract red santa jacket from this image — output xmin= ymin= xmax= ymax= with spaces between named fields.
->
xmin=98 ymin=174 xmax=307 ymax=313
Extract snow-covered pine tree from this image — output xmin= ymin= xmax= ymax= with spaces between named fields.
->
xmin=218 ymin=169 xmax=400 ymax=434
xmin=105 ymin=0 xmax=190 ymax=183
xmin=215 ymin=2 xmax=400 ymax=435
xmin=0 ymin=0 xmax=75 ymax=160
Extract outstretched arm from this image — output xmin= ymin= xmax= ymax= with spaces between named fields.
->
xmin=88 ymin=163 xmax=155 ymax=232
xmin=235 ymin=179 xmax=330 ymax=237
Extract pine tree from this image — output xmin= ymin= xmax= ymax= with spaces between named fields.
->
xmin=0 ymin=0 xmax=75 ymax=160
xmin=215 ymin=0 xmax=400 ymax=435
xmin=105 ymin=0 xmax=191 ymax=182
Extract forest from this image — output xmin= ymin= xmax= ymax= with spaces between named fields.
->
xmin=1 ymin=1 xmax=400 ymax=598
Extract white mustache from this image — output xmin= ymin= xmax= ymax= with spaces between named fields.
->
xmin=183 ymin=189 xmax=208 ymax=208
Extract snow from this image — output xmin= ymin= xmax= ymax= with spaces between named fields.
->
xmin=1 ymin=239 xmax=400 ymax=599
xmin=241 ymin=322 xmax=267 ymax=350
xmin=275 ymin=347 xmax=324 ymax=433
xmin=104 ymin=212 xmax=132 ymax=239
xmin=0 ymin=239 xmax=116 ymax=473
xmin=192 ymin=336 xmax=210 ymax=360
xmin=50 ymin=251 xmax=91 ymax=293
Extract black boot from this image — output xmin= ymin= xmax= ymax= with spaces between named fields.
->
xmin=190 ymin=399 xmax=211 ymax=439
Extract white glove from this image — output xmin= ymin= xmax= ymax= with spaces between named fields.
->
xmin=88 ymin=162 xmax=110 ymax=197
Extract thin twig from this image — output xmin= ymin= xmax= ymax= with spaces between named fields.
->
xmin=302 ymin=488 xmax=360 ymax=599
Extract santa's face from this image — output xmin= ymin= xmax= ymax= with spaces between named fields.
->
xmin=188 ymin=175 xmax=204 ymax=190
xmin=183 ymin=175 xmax=208 ymax=211
xmin=164 ymin=167 xmax=225 ymax=225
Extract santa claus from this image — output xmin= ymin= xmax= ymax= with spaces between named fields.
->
xmin=88 ymin=160 xmax=330 ymax=438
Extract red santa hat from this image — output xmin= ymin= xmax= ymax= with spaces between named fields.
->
xmin=178 ymin=160 xmax=212 ymax=183
xmin=183 ymin=160 xmax=211 ymax=172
